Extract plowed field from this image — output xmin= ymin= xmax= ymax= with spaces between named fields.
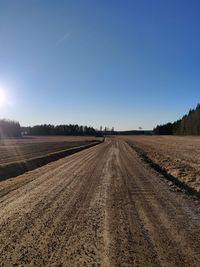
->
xmin=0 ymin=136 xmax=100 ymax=165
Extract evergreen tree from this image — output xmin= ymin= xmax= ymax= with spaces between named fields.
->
xmin=154 ymin=104 xmax=200 ymax=135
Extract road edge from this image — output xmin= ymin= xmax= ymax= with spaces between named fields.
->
xmin=127 ymin=142 xmax=200 ymax=199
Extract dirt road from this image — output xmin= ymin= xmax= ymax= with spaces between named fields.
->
xmin=0 ymin=138 xmax=199 ymax=266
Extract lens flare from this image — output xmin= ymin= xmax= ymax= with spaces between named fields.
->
xmin=0 ymin=88 xmax=6 ymax=107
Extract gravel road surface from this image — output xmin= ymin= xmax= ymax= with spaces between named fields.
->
xmin=0 ymin=138 xmax=199 ymax=266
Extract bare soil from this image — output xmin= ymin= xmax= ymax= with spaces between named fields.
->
xmin=0 ymin=136 xmax=100 ymax=165
xmin=121 ymin=135 xmax=200 ymax=192
xmin=0 ymin=136 xmax=102 ymax=180
xmin=0 ymin=137 xmax=199 ymax=266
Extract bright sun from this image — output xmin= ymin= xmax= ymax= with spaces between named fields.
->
xmin=0 ymin=88 xmax=6 ymax=107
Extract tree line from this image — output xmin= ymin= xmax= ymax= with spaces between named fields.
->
xmin=0 ymin=120 xmax=103 ymax=138
xmin=0 ymin=119 xmax=21 ymax=138
xmin=22 ymin=124 xmax=103 ymax=137
xmin=154 ymin=104 xmax=200 ymax=135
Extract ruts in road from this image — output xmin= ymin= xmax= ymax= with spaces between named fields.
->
xmin=0 ymin=138 xmax=199 ymax=266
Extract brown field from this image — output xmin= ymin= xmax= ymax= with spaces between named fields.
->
xmin=0 ymin=135 xmax=100 ymax=166
xmin=0 ymin=136 xmax=102 ymax=180
xmin=0 ymin=138 xmax=199 ymax=266
xmin=120 ymin=135 xmax=200 ymax=192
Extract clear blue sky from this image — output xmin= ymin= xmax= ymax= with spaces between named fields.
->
xmin=0 ymin=0 xmax=200 ymax=130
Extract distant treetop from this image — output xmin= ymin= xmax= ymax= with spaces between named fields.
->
xmin=154 ymin=103 xmax=200 ymax=135
xmin=0 ymin=119 xmax=21 ymax=138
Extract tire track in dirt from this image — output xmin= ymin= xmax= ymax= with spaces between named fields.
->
xmin=116 ymin=140 xmax=200 ymax=266
xmin=0 ymin=138 xmax=199 ymax=266
xmin=0 ymin=142 xmax=110 ymax=266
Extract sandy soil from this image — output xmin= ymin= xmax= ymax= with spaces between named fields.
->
xmin=121 ymin=135 xmax=200 ymax=192
xmin=0 ymin=138 xmax=199 ymax=266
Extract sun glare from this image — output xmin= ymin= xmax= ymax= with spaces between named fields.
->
xmin=0 ymin=88 xmax=6 ymax=107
